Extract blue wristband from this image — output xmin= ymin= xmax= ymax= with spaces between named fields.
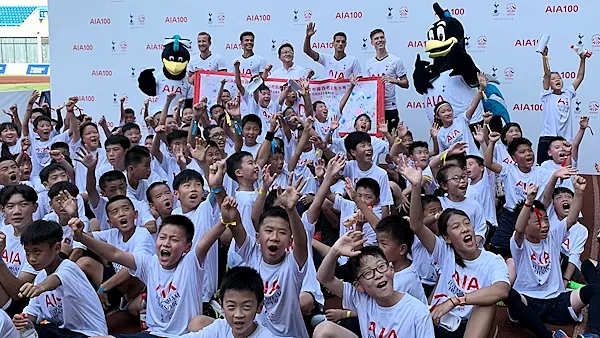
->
xmin=98 ymin=285 xmax=108 ymax=294
xmin=211 ymin=187 xmax=224 ymax=194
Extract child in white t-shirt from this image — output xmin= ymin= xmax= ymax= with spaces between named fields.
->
xmin=505 ymin=179 xmax=600 ymax=337
xmin=12 ymin=220 xmax=107 ymax=337
xmin=495 ymin=122 xmax=522 ymax=165
xmin=401 ymin=159 xmax=510 ymax=337
xmin=465 ymin=155 xmax=498 ymax=229
xmin=375 ymin=215 xmax=427 ymax=304
xmin=181 ymin=266 xmax=277 ymax=338
xmin=76 ymin=195 xmax=154 ymax=315
xmin=435 ymin=72 xmax=487 ymax=157
xmin=240 ymin=115 xmax=263 ymax=157
xmin=227 ymin=178 xmax=310 ymax=338
xmin=537 ymin=45 xmax=587 ymax=163
xmin=314 ymin=234 xmax=434 ymax=338
xmin=412 ymin=195 xmax=443 ymax=298
xmin=436 ymin=163 xmax=487 ymax=245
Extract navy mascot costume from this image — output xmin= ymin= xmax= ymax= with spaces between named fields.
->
xmin=138 ymin=35 xmax=194 ymax=109
xmin=413 ymin=3 xmax=484 ymax=128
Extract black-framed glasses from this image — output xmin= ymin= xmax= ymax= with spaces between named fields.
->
xmin=358 ymin=262 xmax=389 ymax=280
xmin=448 ymin=175 xmax=468 ymax=183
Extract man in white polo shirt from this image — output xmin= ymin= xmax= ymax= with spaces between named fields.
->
xmin=233 ymin=31 xmax=267 ymax=77
xmin=365 ymin=28 xmax=409 ymax=131
xmin=270 ymin=43 xmax=310 ymax=80
xmin=187 ymin=31 xmax=227 ymax=84
xmin=303 ymin=22 xmax=361 ymax=80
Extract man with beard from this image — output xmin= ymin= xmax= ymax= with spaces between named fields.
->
xmin=188 ymin=32 xmax=227 ymax=85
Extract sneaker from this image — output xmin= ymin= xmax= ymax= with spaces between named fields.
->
xmin=577 ymin=334 xmax=600 ymax=338
xmin=553 ymin=330 xmax=571 ymax=338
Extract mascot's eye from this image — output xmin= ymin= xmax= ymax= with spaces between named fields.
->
xmin=168 ymin=56 xmax=175 ymax=61
xmin=428 ymin=29 xmax=435 ymax=41
xmin=436 ymin=26 xmax=446 ymax=41
xmin=177 ymin=57 xmax=184 ymax=62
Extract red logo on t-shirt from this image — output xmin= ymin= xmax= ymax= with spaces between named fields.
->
xmin=161 ymin=85 xmax=183 ymax=96
xmin=368 ymin=321 xmax=397 ymax=338
xmin=1 ymin=250 xmax=21 ymax=265
xmin=452 ymin=271 xmax=480 ymax=291
xmin=530 ymin=252 xmax=550 ymax=265
xmin=264 ymin=280 xmax=280 ymax=296
xmin=45 ymin=293 xmax=62 ymax=307
xmin=156 ymin=282 xmax=178 ymax=298
xmin=446 ymin=130 xmax=461 ymax=143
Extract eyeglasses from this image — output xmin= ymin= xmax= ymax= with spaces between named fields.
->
xmin=448 ymin=175 xmax=468 ymax=183
xmin=210 ymin=132 xmax=226 ymax=139
xmin=358 ymin=262 xmax=389 ymax=280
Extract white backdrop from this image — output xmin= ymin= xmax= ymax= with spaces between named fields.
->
xmin=48 ymin=0 xmax=600 ymax=173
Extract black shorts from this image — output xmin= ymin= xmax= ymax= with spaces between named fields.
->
xmin=34 ymin=324 xmax=88 ymax=338
xmin=515 ymin=292 xmax=581 ymax=326
xmin=101 ymin=264 xmax=125 ymax=310
xmin=490 ymin=207 xmax=516 ymax=256
xmin=422 ymin=283 xmax=436 ymax=299
xmin=4 ymin=296 xmax=29 ymax=318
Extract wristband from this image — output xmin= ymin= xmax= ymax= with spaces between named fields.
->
xmin=211 ymin=187 xmax=224 ymax=194
xmin=479 ymin=89 xmax=488 ymax=100
xmin=98 ymin=285 xmax=109 ymax=294
xmin=449 ymin=297 xmax=458 ymax=307
xmin=524 ymin=202 xmax=533 ymax=208
xmin=265 ymin=131 xmax=275 ymax=142
xmin=220 ymin=217 xmax=237 ymax=228
xmin=346 ymin=310 xmax=351 ymax=318
xmin=258 ymin=188 xmax=267 ymax=196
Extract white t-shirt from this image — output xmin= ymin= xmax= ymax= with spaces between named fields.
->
xmin=41 ymin=214 xmax=86 ymax=250
xmin=541 ymin=160 xmax=575 ymax=192
xmin=494 ymin=143 xmax=515 ymax=166
xmin=510 ymin=208 xmax=568 ymax=300
xmin=560 ymin=220 xmax=588 ymax=270
xmin=343 ymin=160 xmax=393 ymax=207
xmin=227 ymin=190 xmax=258 ymax=268
xmin=412 ymin=236 xmax=440 ymax=286
xmin=270 ymin=64 xmax=308 ymax=80
xmin=332 ymin=136 xmax=389 ymax=163
xmin=499 ymin=164 xmax=554 ymax=211
xmin=23 ymin=260 xmax=107 ymax=336
xmin=188 ymin=53 xmax=227 ymax=72
xmin=234 ymin=54 xmax=267 ymax=77
xmin=92 ymin=227 xmax=154 ymax=272
xmin=540 ymin=84 xmax=576 ymax=141
xmin=299 ymin=213 xmax=325 ymax=306
xmin=74 ymin=147 xmax=107 ymax=194
xmin=125 ymin=176 xmax=151 ymax=203
xmin=28 ymin=131 xmax=70 ymax=180
xmin=0 ymin=309 xmax=18 ymax=338
xmin=422 ymin=70 xmax=484 ymax=124
xmin=440 ymin=196 xmax=487 ymax=239
xmin=431 ymin=237 xmax=509 ymax=320
xmin=131 ymin=251 xmax=205 ymax=337
xmin=437 ymin=113 xmax=480 ymax=156
xmin=180 ymin=318 xmax=277 ymax=338
xmin=154 ymin=71 xmax=193 ymax=110
xmin=236 ymin=235 xmax=309 ymax=338
xmin=316 ymin=53 xmax=361 ymax=79
xmin=334 ymin=195 xmax=381 ymax=264
xmin=0 ymin=225 xmax=36 ymax=277
xmin=242 ymin=142 xmax=262 ymax=159
xmin=466 ymin=170 xmax=498 ymax=227
xmin=365 ymin=54 xmax=407 ymax=110
xmin=91 ymin=196 xmax=156 ymax=231
xmin=172 ymin=199 xmax=220 ymax=302
xmin=393 ymin=264 xmax=428 ymax=304
xmin=343 ymin=283 xmax=434 ymax=338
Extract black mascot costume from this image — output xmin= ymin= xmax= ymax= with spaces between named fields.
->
xmin=413 ymin=3 xmax=484 ymax=128
xmin=138 ymin=35 xmax=194 ymax=109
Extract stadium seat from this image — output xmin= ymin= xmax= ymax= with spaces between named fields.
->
xmin=0 ymin=6 xmax=38 ymax=26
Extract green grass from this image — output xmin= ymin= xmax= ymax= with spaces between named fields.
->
xmin=0 ymin=83 xmax=50 ymax=92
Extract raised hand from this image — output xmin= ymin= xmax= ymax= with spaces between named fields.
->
xmin=344 ymin=177 xmax=357 ymax=201
xmin=447 ymin=141 xmax=468 ymax=156
xmin=208 ymin=159 xmax=226 ymax=188
xmin=143 ymin=99 xmax=149 ymax=108
xmin=173 ymin=144 xmax=187 ymax=167
xmin=332 ymin=230 xmax=367 ymax=257
xmin=58 ymin=190 xmax=78 ymax=218
xmin=378 ymin=120 xmax=388 ymax=134
xmin=488 ymin=131 xmax=501 ymax=143
xmin=396 ymin=154 xmax=422 ymax=185
xmin=278 ymin=176 xmax=307 ymax=210
xmin=349 ymin=74 xmax=359 ymax=86
xmin=120 ymin=97 xmax=126 ymax=103
xmin=396 ymin=121 xmax=409 ymax=139
xmin=226 ymin=97 xmax=241 ymax=119
xmin=525 ymin=184 xmax=539 ymax=204
xmin=554 ymin=165 xmax=577 ymax=179
xmin=573 ymin=175 xmax=587 ymax=193
xmin=98 ymin=115 xmax=107 ymax=127
xmin=50 ymin=150 xmax=65 ymax=163
xmin=325 ymin=153 xmax=346 ymax=178
xmin=330 ymin=115 xmax=341 ymax=131
xmin=69 ymin=218 xmax=85 ymax=241
xmin=579 ymin=116 xmax=589 ymax=130
xmin=220 ymin=196 xmax=240 ymax=224
xmin=430 ymin=122 xmax=441 ymax=139
xmin=269 ymin=112 xmax=282 ymax=133
xmin=21 ymin=138 xmax=31 ymax=152
xmin=154 ymin=124 xmax=166 ymax=135
xmin=166 ymin=92 xmax=176 ymax=101
xmin=310 ymin=135 xmax=327 ymax=150
xmin=261 ymin=164 xmax=277 ymax=191
xmin=0 ymin=231 xmax=5 ymax=252
xmin=314 ymin=158 xmax=325 ymax=180
xmin=234 ymin=59 xmax=241 ymax=69
xmin=472 ymin=125 xmax=485 ymax=143
xmin=478 ymin=72 xmax=487 ymax=91
xmin=187 ymin=137 xmax=208 ymax=162
xmin=144 ymin=116 xmax=156 ymax=129
xmin=306 ymin=22 xmax=317 ymax=37
xmin=29 ymin=90 xmax=40 ymax=104
xmin=2 ymin=104 xmax=17 ymax=118
xmin=75 ymin=145 xmax=98 ymax=169
xmin=542 ymin=46 xmax=548 ymax=57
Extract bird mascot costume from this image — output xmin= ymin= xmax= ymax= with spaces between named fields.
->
xmin=138 ymin=35 xmax=193 ymax=109
xmin=414 ymin=3 xmax=492 ymax=129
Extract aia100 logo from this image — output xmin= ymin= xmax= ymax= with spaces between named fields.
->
xmin=589 ymin=101 xmax=599 ymax=117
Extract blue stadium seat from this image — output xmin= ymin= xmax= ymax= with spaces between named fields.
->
xmin=0 ymin=6 xmax=37 ymax=26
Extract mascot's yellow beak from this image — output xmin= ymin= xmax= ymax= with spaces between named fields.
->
xmin=163 ymin=59 xmax=189 ymax=75
xmin=425 ymin=37 xmax=458 ymax=58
